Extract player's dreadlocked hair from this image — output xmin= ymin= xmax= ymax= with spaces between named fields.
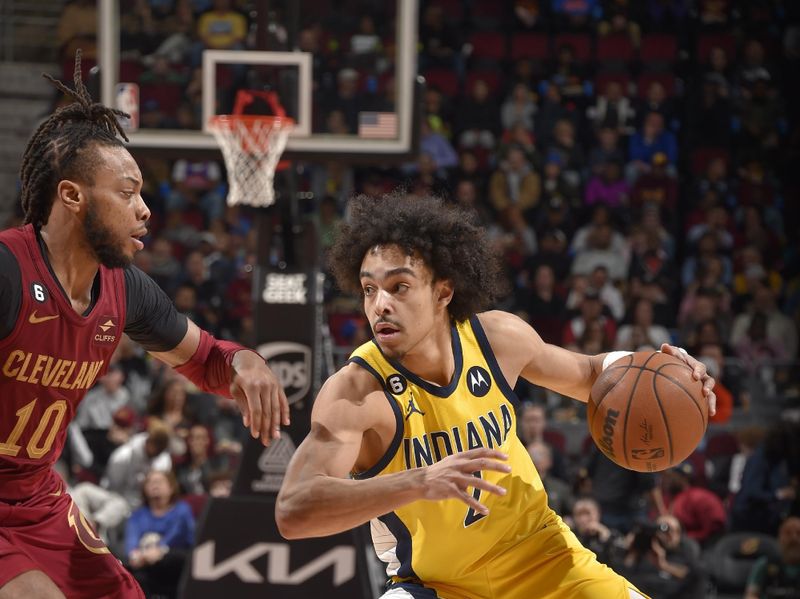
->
xmin=330 ymin=192 xmax=508 ymax=323
xmin=19 ymin=50 xmax=130 ymax=228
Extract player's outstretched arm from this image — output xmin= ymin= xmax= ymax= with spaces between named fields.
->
xmin=276 ymin=365 xmax=510 ymax=540
xmin=124 ymin=266 xmax=290 ymax=445
xmin=150 ymin=319 xmax=290 ymax=445
xmin=478 ymin=311 xmax=717 ymax=414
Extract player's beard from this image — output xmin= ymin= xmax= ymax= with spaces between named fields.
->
xmin=84 ymin=200 xmax=132 ymax=268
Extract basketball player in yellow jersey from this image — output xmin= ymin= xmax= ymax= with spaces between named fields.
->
xmin=276 ymin=193 xmax=717 ymax=599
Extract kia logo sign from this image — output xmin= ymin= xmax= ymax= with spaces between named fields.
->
xmin=257 ymin=342 xmax=312 ymax=405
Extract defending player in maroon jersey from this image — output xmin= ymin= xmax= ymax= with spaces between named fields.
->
xmin=0 ymin=53 xmax=289 ymax=599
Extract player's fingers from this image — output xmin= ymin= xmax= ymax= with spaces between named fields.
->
xmin=707 ymin=390 xmax=717 ymax=417
xmin=692 ymin=363 xmax=707 ymax=381
xmin=270 ymin=385 xmax=282 ymax=440
xmin=457 ymin=489 xmax=489 ymax=515
xmin=459 ymin=448 xmax=509 ymax=461
xmin=243 ymin=385 xmax=262 ymax=440
xmin=279 ymin=385 xmax=291 ymax=427
xmin=469 ymin=478 xmax=507 ymax=497
xmin=466 ymin=457 xmax=512 ymax=474
xmin=231 ymin=384 xmax=254 ymax=433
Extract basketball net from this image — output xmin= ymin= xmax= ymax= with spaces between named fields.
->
xmin=208 ymin=90 xmax=294 ymax=208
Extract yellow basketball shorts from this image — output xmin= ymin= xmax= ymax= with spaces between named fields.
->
xmin=382 ymin=519 xmax=649 ymax=599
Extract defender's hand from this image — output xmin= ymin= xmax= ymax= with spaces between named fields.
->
xmin=660 ymin=344 xmax=717 ymax=417
xmin=230 ymin=350 xmax=290 ymax=445
xmin=421 ymin=448 xmax=511 ymax=515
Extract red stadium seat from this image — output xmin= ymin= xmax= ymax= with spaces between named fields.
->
xmin=640 ymin=33 xmax=679 ymax=66
xmin=637 ymin=71 xmax=677 ymax=98
xmin=554 ymin=33 xmax=593 ymax=63
xmin=697 ymin=33 xmax=736 ymax=64
xmin=596 ymin=34 xmax=635 ymax=65
xmin=470 ymin=0 xmax=508 ymax=28
xmin=468 ymin=31 xmax=508 ymax=62
xmin=423 ymin=68 xmax=460 ymax=96
xmin=510 ymin=33 xmax=550 ymax=61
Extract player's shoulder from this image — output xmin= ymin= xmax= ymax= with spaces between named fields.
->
xmin=474 ymin=310 xmax=537 ymax=344
xmin=318 ymin=361 xmax=384 ymax=407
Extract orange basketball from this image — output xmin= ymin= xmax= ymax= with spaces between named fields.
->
xmin=588 ymin=351 xmax=708 ymax=472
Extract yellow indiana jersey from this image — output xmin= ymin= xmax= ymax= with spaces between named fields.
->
xmin=348 ymin=315 xmax=558 ymax=587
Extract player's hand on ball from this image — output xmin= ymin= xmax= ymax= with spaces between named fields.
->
xmin=660 ymin=344 xmax=716 ymax=417
xmin=422 ymin=448 xmax=511 ymax=515
xmin=229 ymin=350 xmax=290 ymax=446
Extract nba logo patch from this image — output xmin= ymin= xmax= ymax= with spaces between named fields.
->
xmin=94 ymin=316 xmax=118 ymax=344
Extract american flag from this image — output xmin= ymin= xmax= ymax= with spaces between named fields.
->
xmin=358 ymin=112 xmax=398 ymax=139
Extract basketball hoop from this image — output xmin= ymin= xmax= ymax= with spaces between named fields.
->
xmin=208 ymin=114 xmax=294 ymax=208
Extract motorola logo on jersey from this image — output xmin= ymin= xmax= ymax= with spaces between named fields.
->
xmin=466 ymin=366 xmax=491 ymax=397
xmin=93 ymin=316 xmax=118 ymax=344
xmin=257 ymin=342 xmax=311 ymax=405
xmin=386 ymin=373 xmax=407 ymax=395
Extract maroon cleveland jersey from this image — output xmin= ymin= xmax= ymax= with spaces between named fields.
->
xmin=0 ymin=225 xmax=125 ymax=500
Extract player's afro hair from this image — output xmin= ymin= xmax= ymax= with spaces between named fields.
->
xmin=330 ymin=193 xmax=507 ymax=322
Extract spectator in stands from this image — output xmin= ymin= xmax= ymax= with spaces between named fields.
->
xmin=688 ymin=72 xmax=733 ymax=148
xmin=517 ymin=402 xmax=568 ymax=480
xmin=588 ymin=264 xmax=624 ymax=322
xmin=541 ymin=154 xmax=580 ymax=210
xmin=734 ymin=311 xmax=790 ymax=376
xmin=579 ymin=447 xmax=665 ymax=533
xmin=744 ymin=516 xmax=800 ymax=599
xmin=148 ymin=238 xmax=182 ymax=293
xmin=681 ymin=231 xmax=733 ymax=288
xmin=176 ymin=424 xmax=220 ymax=495
xmin=588 ymin=127 xmax=625 ymax=177
xmin=597 ymin=3 xmax=641 ymax=48
xmin=696 ymin=343 xmax=734 ymax=424
xmin=498 ymin=122 xmax=543 ymax=172
xmin=455 ymin=78 xmax=501 ymax=150
xmin=528 ymin=442 xmax=574 ymax=516
xmin=71 ymin=481 xmax=130 ymax=546
xmin=326 ymin=68 xmax=363 ymax=134
xmin=687 ymin=205 xmax=734 ymax=253
xmin=551 ymin=0 xmax=600 ymax=30
xmin=416 ymin=117 xmax=459 ymax=175
xmin=105 ymin=421 xmax=173 ymax=510
xmin=662 ymin=462 xmax=727 ymax=547
xmin=587 ymin=80 xmax=636 ymax=136
xmin=563 ymin=290 xmax=617 ymax=351
xmin=75 ymin=364 xmax=130 ymax=433
xmin=196 ymin=0 xmax=247 ymax=51
xmin=584 ymin=160 xmax=629 ymax=210
xmin=167 ymin=159 xmax=225 ymax=222
xmin=571 ymin=497 xmax=624 ymax=565
xmin=501 ymin=83 xmax=538 ymax=132
xmin=513 ymin=0 xmax=546 ymax=30
xmin=694 ymin=156 xmax=735 ymax=209
xmin=627 ymin=112 xmax=678 ymax=182
xmin=419 ymin=4 xmax=462 ymax=71
xmin=548 ymin=119 xmax=585 ymax=191
xmin=126 ymin=470 xmax=195 ymax=599
xmin=738 ymin=72 xmax=785 ymax=158
xmin=731 ymin=422 xmax=800 ymax=535
xmin=523 ymin=263 xmax=566 ymax=344
xmin=56 ymin=0 xmax=98 ymax=63
xmin=489 ymin=146 xmax=542 ymax=216
xmin=630 ymin=152 xmax=678 ymax=217
xmin=637 ymin=81 xmax=678 ymax=132
xmin=571 ymin=222 xmax=629 ymax=282
xmin=452 ymin=179 xmax=491 ymax=224
xmin=535 ymin=83 xmax=575 ymax=148
xmin=731 ymin=284 xmax=798 ymax=361
xmin=551 ymin=43 xmax=591 ymax=100
xmin=529 ymin=227 xmax=572 ymax=282
xmin=619 ymin=515 xmax=705 ymax=599
xmin=615 ymin=298 xmax=671 ymax=351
